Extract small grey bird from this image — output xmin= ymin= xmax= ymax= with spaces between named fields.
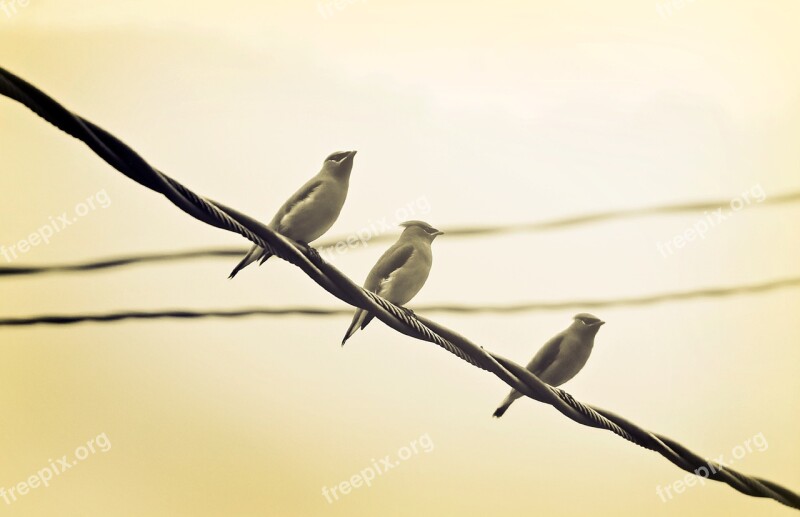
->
xmin=493 ymin=313 xmax=605 ymax=418
xmin=229 ymin=150 xmax=357 ymax=278
xmin=341 ymin=221 xmax=443 ymax=345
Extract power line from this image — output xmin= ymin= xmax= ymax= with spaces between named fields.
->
xmin=1 ymin=67 xmax=797 ymax=509
xmin=2 ymin=276 xmax=798 ymax=327
xmin=0 ymin=248 xmax=243 ymax=277
xmin=2 ymin=191 xmax=799 ymax=278
xmin=442 ymin=190 xmax=800 ymax=235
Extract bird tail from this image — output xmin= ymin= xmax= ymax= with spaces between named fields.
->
xmin=258 ymin=253 xmax=273 ymax=266
xmin=229 ymin=245 xmax=270 ymax=279
xmin=492 ymin=403 xmax=511 ymax=418
xmin=492 ymin=391 xmax=521 ymax=418
xmin=342 ymin=310 xmax=373 ymax=346
xmin=360 ymin=313 xmax=374 ymax=331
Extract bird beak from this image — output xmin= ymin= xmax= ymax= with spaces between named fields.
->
xmin=432 ymin=230 xmax=444 ymax=237
xmin=339 ymin=150 xmax=357 ymax=165
xmin=595 ymin=321 xmax=605 ymax=326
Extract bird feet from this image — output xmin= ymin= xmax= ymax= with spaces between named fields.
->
xmin=300 ymin=242 xmax=323 ymax=265
xmin=399 ymin=306 xmax=416 ymax=319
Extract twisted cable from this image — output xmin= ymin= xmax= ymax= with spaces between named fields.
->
xmin=1 ymin=67 xmax=797 ymax=509
xmin=1 ymin=276 xmax=798 ymax=323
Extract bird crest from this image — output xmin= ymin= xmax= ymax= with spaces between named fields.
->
xmin=399 ymin=220 xmax=442 ymax=236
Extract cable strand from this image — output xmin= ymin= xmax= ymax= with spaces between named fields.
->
xmin=1 ymin=66 xmax=797 ymax=510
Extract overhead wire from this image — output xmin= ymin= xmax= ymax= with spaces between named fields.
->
xmin=1 ymin=67 xmax=798 ymax=509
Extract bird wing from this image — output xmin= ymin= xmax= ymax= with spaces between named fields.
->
xmin=341 ymin=244 xmax=415 ymax=345
xmin=363 ymin=242 xmax=416 ymax=294
xmin=269 ymin=179 xmax=324 ymax=233
xmin=526 ymin=332 xmax=566 ymax=378
xmin=495 ymin=333 xmax=563 ymax=416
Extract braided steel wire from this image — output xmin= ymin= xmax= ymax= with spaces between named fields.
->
xmin=1 ymin=67 xmax=797 ymax=509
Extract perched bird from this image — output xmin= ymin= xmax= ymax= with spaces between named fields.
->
xmin=493 ymin=313 xmax=605 ymax=418
xmin=229 ymin=150 xmax=357 ymax=278
xmin=341 ymin=221 xmax=443 ymax=345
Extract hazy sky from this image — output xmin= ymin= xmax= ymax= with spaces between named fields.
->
xmin=1 ymin=1 xmax=799 ymax=516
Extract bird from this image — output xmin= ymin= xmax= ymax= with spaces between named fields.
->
xmin=493 ymin=313 xmax=605 ymax=418
xmin=341 ymin=220 xmax=443 ymax=345
xmin=229 ymin=150 xmax=357 ymax=278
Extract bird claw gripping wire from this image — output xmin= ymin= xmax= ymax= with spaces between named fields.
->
xmin=1 ymin=66 xmax=798 ymax=511
xmin=300 ymin=242 xmax=323 ymax=267
xmin=400 ymin=306 xmax=416 ymax=318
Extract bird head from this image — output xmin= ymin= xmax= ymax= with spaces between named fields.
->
xmin=399 ymin=220 xmax=444 ymax=242
xmin=322 ymin=150 xmax=357 ymax=177
xmin=571 ymin=313 xmax=605 ymax=336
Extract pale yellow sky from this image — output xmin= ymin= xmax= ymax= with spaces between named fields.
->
xmin=0 ymin=1 xmax=799 ymax=516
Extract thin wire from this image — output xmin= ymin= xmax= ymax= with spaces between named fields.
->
xmin=1 ymin=67 xmax=797 ymax=509
xmin=444 ymin=191 xmax=800 ymax=235
xmin=2 ymin=191 xmax=799 ymax=277
xmin=0 ymin=249 xmax=242 ymax=277
xmin=2 ymin=276 xmax=798 ymax=327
